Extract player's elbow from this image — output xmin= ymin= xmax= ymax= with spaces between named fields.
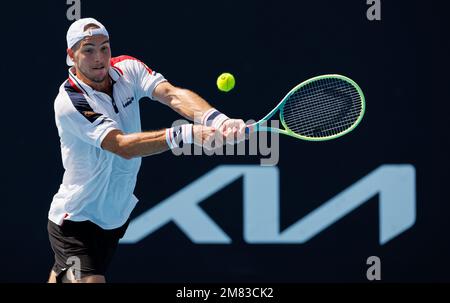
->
xmin=102 ymin=130 xmax=136 ymax=160
xmin=114 ymin=140 xmax=137 ymax=160
xmin=115 ymin=147 xmax=135 ymax=160
xmin=106 ymin=143 xmax=134 ymax=160
xmin=160 ymin=85 xmax=187 ymax=109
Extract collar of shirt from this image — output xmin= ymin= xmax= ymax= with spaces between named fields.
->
xmin=67 ymin=65 xmax=123 ymax=96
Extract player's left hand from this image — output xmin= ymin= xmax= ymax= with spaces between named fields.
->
xmin=219 ymin=119 xmax=247 ymax=144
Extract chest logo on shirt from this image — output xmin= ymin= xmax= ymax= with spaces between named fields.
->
xmin=122 ymin=96 xmax=134 ymax=108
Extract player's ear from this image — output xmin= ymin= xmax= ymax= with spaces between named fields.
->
xmin=67 ymin=48 xmax=75 ymax=62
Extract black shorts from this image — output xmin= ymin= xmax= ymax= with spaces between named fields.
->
xmin=47 ymin=219 xmax=129 ymax=282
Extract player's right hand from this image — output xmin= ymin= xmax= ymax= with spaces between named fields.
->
xmin=193 ymin=125 xmax=217 ymax=151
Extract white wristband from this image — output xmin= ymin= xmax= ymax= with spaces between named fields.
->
xmin=166 ymin=124 xmax=193 ymax=149
xmin=181 ymin=123 xmax=193 ymax=144
xmin=201 ymin=108 xmax=230 ymax=129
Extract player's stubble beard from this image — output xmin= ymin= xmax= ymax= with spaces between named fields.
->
xmin=78 ymin=64 xmax=108 ymax=84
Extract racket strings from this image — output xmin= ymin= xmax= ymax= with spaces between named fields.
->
xmin=283 ymin=94 xmax=361 ymax=133
xmin=282 ymin=78 xmax=363 ymax=138
xmin=283 ymin=90 xmax=360 ymax=122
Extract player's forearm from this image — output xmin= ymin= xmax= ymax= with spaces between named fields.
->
xmin=167 ymin=89 xmax=213 ymax=122
xmin=117 ymin=130 xmax=169 ymax=158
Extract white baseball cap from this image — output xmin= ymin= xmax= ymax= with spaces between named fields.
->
xmin=66 ymin=18 xmax=109 ymax=66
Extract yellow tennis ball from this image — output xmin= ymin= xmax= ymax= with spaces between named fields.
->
xmin=216 ymin=72 xmax=235 ymax=92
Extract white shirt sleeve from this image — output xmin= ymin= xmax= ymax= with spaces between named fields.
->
xmin=56 ymin=96 xmax=119 ymax=148
xmin=115 ymin=56 xmax=167 ymax=101
xmin=135 ymin=62 xmax=166 ymax=101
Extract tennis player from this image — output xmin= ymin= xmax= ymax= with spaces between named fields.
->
xmin=47 ymin=18 xmax=246 ymax=283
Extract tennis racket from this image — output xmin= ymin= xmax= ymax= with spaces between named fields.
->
xmin=246 ymin=74 xmax=365 ymax=141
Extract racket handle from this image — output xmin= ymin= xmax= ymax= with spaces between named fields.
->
xmin=245 ymin=124 xmax=257 ymax=135
xmin=244 ymin=125 xmax=255 ymax=140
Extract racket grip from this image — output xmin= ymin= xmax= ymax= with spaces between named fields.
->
xmin=244 ymin=126 xmax=254 ymax=140
xmin=245 ymin=124 xmax=257 ymax=135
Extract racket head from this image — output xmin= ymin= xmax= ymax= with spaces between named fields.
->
xmin=270 ymin=74 xmax=366 ymax=141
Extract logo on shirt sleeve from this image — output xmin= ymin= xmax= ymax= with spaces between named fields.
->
xmin=122 ymin=96 xmax=134 ymax=108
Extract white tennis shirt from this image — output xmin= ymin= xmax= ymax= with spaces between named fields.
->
xmin=49 ymin=55 xmax=166 ymax=229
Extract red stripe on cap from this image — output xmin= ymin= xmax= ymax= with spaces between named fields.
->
xmin=110 ymin=55 xmax=153 ymax=74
